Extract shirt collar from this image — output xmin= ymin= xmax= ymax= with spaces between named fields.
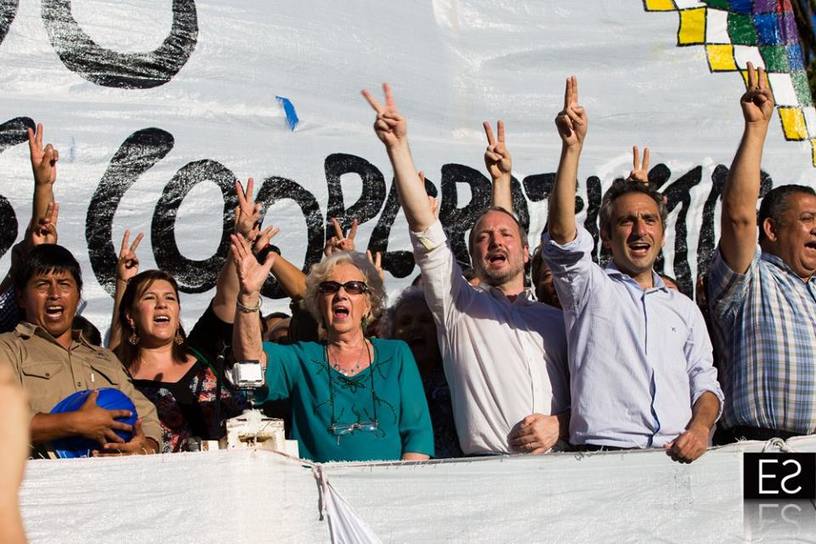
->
xmin=476 ymin=284 xmax=538 ymax=304
xmin=603 ymin=262 xmax=668 ymax=293
xmin=15 ymin=321 xmax=90 ymax=349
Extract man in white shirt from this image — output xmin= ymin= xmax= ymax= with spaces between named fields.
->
xmin=363 ymin=84 xmax=569 ymax=455
xmin=543 ymin=76 xmax=722 ymax=462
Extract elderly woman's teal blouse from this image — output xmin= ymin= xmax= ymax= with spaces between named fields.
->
xmin=257 ymin=338 xmax=434 ymax=462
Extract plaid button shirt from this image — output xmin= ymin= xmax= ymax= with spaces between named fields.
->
xmin=708 ymin=246 xmax=816 ymax=434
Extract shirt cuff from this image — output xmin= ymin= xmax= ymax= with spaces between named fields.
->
xmin=692 ymin=385 xmax=725 ymax=423
xmin=410 ymin=219 xmax=447 ymax=253
xmin=707 ymin=245 xmax=760 ymax=298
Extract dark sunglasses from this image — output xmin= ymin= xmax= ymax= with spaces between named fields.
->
xmin=318 ymin=280 xmax=368 ymax=295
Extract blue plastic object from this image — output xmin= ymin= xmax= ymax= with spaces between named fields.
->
xmin=275 ymin=95 xmax=300 ymax=131
xmin=50 ymin=388 xmax=138 ymax=459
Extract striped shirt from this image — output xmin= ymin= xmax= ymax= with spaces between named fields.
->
xmin=708 ymin=246 xmax=816 ymax=434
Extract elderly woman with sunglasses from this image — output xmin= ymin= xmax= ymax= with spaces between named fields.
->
xmin=230 ymin=234 xmax=433 ymax=462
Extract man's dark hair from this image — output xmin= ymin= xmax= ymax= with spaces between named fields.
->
xmin=758 ymin=184 xmax=816 ymax=242
xmin=13 ymin=244 xmax=82 ymax=293
xmin=467 ymin=207 xmax=529 ymax=258
xmin=599 ymin=179 xmax=667 ymax=238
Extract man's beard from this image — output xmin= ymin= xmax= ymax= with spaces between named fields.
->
xmin=476 ymin=260 xmax=524 ymax=287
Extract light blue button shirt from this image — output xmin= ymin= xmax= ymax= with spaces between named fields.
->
xmin=542 ymin=226 xmax=723 ymax=448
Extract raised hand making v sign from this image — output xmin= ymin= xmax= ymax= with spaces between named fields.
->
xmin=27 ymin=123 xmax=59 ymax=222
xmin=324 ymin=218 xmax=359 ymax=257
xmin=483 ymin=120 xmax=513 ymax=212
xmin=541 ymin=75 xmax=722 ymax=462
xmin=362 ymin=84 xmax=434 ymax=232
xmin=554 ymin=75 xmax=588 ymax=150
xmin=363 ymin=82 xmax=569 ymax=457
xmin=627 ymin=145 xmax=651 ymax=185
xmin=549 ymin=75 xmax=588 ymax=245
xmin=704 ymin=61 xmax=816 ymax=444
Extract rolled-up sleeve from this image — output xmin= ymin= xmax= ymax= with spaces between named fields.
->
xmin=396 ymin=343 xmax=434 ymax=457
xmin=707 ymin=245 xmax=760 ymax=326
xmin=685 ymin=306 xmax=724 ymax=421
xmin=541 ymin=226 xmax=602 ymax=313
xmin=409 ymin=219 xmax=471 ymax=330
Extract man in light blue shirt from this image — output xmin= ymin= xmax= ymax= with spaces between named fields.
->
xmin=540 ymin=76 xmax=723 ymax=462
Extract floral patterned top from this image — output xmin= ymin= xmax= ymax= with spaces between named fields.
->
xmin=133 ymin=361 xmax=247 ymax=453
xmin=132 ymin=304 xmax=247 ymax=453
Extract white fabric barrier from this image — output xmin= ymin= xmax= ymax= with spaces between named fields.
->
xmin=19 ymin=436 xmax=816 ymax=543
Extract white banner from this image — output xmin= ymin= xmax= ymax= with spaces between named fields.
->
xmin=1 ymin=0 xmax=813 ymax=332
xmin=19 ymin=437 xmax=816 ymax=543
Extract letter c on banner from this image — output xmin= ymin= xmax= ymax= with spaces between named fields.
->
xmin=0 ymin=116 xmax=34 ymax=260
xmin=0 ymin=0 xmax=17 ymax=45
xmin=152 ymin=160 xmax=237 ymax=293
xmin=86 ymin=128 xmax=175 ymax=295
xmin=41 ymin=0 xmax=198 ymax=89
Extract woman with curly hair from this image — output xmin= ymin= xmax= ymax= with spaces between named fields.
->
xmin=231 ymin=234 xmax=433 ymax=462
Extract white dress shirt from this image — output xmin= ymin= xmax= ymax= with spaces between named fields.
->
xmin=542 ymin=226 xmax=723 ymax=448
xmin=411 ymin=220 xmax=570 ymax=455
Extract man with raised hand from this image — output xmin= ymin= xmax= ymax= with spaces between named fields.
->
xmin=0 ymin=244 xmax=162 ymax=458
xmin=542 ymin=76 xmax=722 ymax=462
xmin=0 ymin=123 xmax=60 ymax=333
xmin=362 ymin=84 xmax=569 ymax=456
xmin=709 ymin=63 xmax=816 ymax=443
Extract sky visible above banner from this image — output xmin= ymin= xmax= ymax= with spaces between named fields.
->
xmin=0 ymin=0 xmax=813 ymax=332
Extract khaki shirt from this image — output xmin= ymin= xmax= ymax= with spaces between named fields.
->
xmin=0 ymin=322 xmax=163 ymax=457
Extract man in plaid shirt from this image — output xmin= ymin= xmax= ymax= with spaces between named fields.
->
xmin=709 ymin=63 xmax=816 ymax=443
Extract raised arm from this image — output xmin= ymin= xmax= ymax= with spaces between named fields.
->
xmin=269 ymin=254 xmax=307 ymax=300
xmin=483 ymin=120 xmax=513 ymax=212
xmin=212 ymin=178 xmax=264 ymax=323
xmin=720 ymin=63 xmax=774 ymax=274
xmin=362 ymin=84 xmax=435 ymax=231
xmin=246 ymin=225 xmax=305 ymax=299
xmin=27 ymin=123 xmax=58 ymax=224
xmin=109 ymin=230 xmax=143 ymax=350
xmin=0 ymin=126 xmax=60 ymax=293
xmin=231 ymin=234 xmax=275 ymax=365
xmin=548 ymin=76 xmax=588 ymax=244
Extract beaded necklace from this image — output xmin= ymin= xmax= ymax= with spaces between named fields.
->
xmin=327 ymin=339 xmax=370 ymax=376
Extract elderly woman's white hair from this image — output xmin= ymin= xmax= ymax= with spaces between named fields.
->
xmin=379 ymin=285 xmax=426 ymax=338
xmin=303 ymin=251 xmax=386 ymax=325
